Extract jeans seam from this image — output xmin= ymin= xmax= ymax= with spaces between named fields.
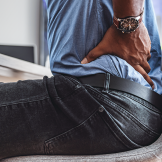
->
xmin=45 ymin=109 xmax=98 ymax=144
xmin=100 ymin=94 xmax=159 ymax=137
xmin=63 ymin=75 xmax=82 ymax=85
xmin=109 ymin=92 xmax=162 ymax=133
xmin=0 ymin=95 xmax=50 ymax=108
xmin=86 ymin=85 xmax=160 ymax=137
xmin=54 ymin=87 xmax=85 ymax=101
xmin=44 ymin=109 xmax=99 ymax=154
xmin=118 ymin=92 xmax=161 ymax=114
xmin=114 ymin=105 xmax=159 ymax=136
xmin=99 ymin=107 xmax=142 ymax=149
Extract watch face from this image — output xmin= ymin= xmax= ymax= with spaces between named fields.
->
xmin=120 ymin=18 xmax=139 ymax=33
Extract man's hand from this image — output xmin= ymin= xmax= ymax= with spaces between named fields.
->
xmin=81 ymin=22 xmax=154 ymax=89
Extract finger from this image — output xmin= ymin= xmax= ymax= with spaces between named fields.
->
xmin=133 ymin=65 xmax=154 ymax=90
xmin=147 ymin=51 xmax=151 ymax=61
xmin=140 ymin=60 xmax=151 ymax=74
xmin=81 ymin=46 xmax=105 ymax=64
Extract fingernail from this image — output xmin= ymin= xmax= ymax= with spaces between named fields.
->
xmin=81 ymin=58 xmax=88 ymax=64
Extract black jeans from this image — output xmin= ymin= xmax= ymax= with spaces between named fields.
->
xmin=0 ymin=74 xmax=162 ymax=159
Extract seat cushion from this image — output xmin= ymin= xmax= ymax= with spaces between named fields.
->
xmin=1 ymin=134 xmax=162 ymax=162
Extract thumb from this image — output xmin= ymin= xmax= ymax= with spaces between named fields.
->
xmin=81 ymin=45 xmax=107 ymax=64
xmin=81 ymin=27 xmax=113 ymax=64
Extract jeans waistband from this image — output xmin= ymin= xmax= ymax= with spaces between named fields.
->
xmin=75 ymin=73 xmax=162 ymax=112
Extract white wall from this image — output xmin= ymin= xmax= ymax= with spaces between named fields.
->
xmin=0 ymin=0 xmax=41 ymax=64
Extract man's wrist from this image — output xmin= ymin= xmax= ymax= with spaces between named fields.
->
xmin=113 ymin=0 xmax=144 ymax=18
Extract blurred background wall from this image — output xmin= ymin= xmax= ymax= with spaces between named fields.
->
xmin=0 ymin=0 xmax=47 ymax=65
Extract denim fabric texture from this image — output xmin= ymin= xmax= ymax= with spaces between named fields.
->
xmin=1 ymin=0 xmax=162 ymax=160
xmin=46 ymin=0 xmax=162 ymax=95
xmin=0 ymin=75 xmax=161 ymax=159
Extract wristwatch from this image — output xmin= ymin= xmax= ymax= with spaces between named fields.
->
xmin=113 ymin=10 xmax=144 ymax=33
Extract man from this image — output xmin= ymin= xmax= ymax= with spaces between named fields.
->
xmin=0 ymin=0 xmax=162 ymax=159
xmin=47 ymin=0 xmax=162 ymax=93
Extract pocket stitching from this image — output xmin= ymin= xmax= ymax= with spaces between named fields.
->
xmin=86 ymin=86 xmax=160 ymax=137
xmin=44 ymin=110 xmax=99 ymax=154
xmin=45 ymin=109 xmax=99 ymax=145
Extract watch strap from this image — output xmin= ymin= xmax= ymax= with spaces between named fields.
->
xmin=113 ymin=16 xmax=120 ymax=29
xmin=113 ymin=17 xmax=120 ymax=29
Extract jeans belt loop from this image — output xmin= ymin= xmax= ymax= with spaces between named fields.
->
xmin=66 ymin=73 xmax=162 ymax=111
xmin=102 ymin=73 xmax=111 ymax=94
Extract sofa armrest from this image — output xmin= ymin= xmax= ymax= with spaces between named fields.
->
xmin=0 ymin=53 xmax=52 ymax=82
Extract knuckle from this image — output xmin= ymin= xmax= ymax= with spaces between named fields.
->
xmin=146 ymin=69 xmax=150 ymax=74
xmin=148 ymin=66 xmax=151 ymax=73
xmin=147 ymin=54 xmax=151 ymax=60
xmin=88 ymin=52 xmax=96 ymax=60
xmin=146 ymin=63 xmax=151 ymax=73
xmin=147 ymin=50 xmax=151 ymax=55
xmin=144 ymin=64 xmax=151 ymax=74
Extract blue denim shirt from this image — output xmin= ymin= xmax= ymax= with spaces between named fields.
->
xmin=46 ymin=0 xmax=162 ymax=95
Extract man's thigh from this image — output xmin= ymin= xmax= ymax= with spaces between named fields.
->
xmin=45 ymin=75 xmax=162 ymax=155
xmin=0 ymin=75 xmax=161 ymax=159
